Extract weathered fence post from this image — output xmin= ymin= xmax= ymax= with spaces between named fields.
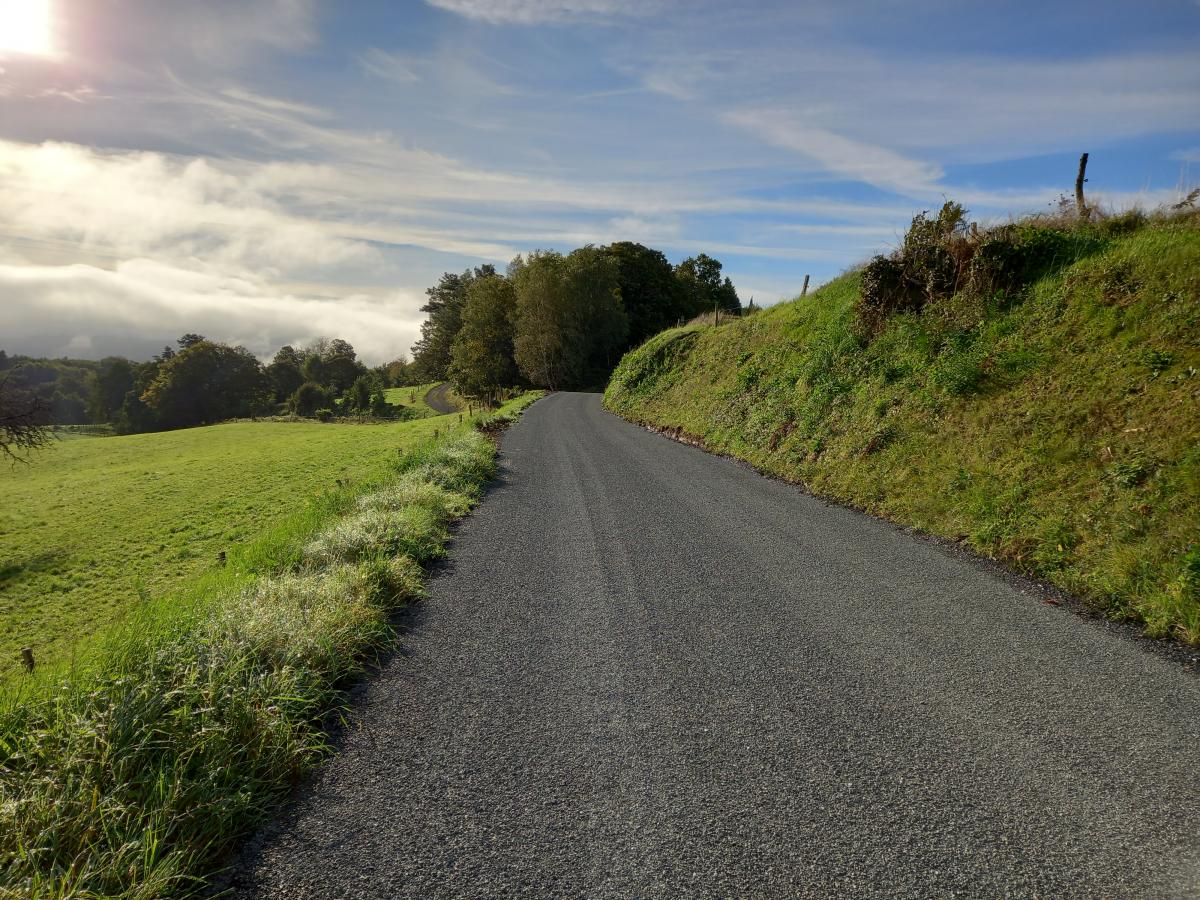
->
xmin=21 ymin=647 xmax=34 ymax=674
xmin=801 ymin=274 xmax=810 ymax=298
xmin=1075 ymin=152 xmax=1089 ymax=219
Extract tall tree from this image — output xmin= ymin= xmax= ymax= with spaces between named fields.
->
xmin=512 ymin=251 xmax=571 ymax=390
xmin=87 ymin=357 xmax=136 ymax=423
xmin=563 ymin=245 xmax=628 ymax=383
xmin=322 ymin=339 xmax=365 ymax=393
xmin=675 ymin=253 xmax=741 ymax=316
xmin=411 ymin=264 xmax=496 ymax=381
xmin=265 ymin=345 xmax=305 ymax=404
xmin=603 ymin=242 xmax=685 ymax=345
xmin=450 ymin=275 xmax=518 ymax=405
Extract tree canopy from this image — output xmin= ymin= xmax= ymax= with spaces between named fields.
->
xmin=450 ymin=274 xmax=518 ymax=404
xmin=140 ymin=341 xmax=271 ymax=428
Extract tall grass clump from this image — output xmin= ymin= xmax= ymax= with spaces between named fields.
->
xmin=0 ymin=427 xmax=502 ymax=897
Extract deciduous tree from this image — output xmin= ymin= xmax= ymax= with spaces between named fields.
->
xmin=450 ymin=274 xmax=518 ymax=405
xmin=140 ymin=341 xmax=270 ymax=428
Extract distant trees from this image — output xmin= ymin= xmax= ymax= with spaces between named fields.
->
xmin=675 ymin=253 xmax=741 ymax=317
xmin=1 ymin=331 xmax=406 ymax=437
xmin=140 ymin=341 xmax=271 ymax=428
xmin=419 ymin=242 xmax=740 ymax=403
xmin=289 ymin=381 xmax=333 ymax=417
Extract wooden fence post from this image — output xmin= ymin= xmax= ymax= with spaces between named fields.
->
xmin=801 ymin=274 xmax=810 ymax=298
xmin=1075 ymin=152 xmax=1089 ymax=219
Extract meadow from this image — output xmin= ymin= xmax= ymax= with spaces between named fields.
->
xmin=0 ymin=413 xmax=456 ymax=677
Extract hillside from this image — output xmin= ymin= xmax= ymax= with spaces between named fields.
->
xmin=605 ymin=212 xmax=1200 ymax=642
xmin=0 ymin=414 xmax=457 ymax=676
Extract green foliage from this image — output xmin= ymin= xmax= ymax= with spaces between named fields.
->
xmin=603 ymin=241 xmax=687 ymax=344
xmin=0 ymin=425 xmax=506 ymax=896
xmin=450 ymin=275 xmax=518 ymax=404
xmin=141 ymin=341 xmax=271 ymax=428
xmin=289 ymin=381 xmax=333 ymax=417
xmin=606 ymin=217 xmax=1200 ymax=644
xmin=856 ymin=202 xmax=1108 ymax=338
xmin=675 ymin=252 xmax=741 ymax=317
xmin=511 ymin=247 xmax=628 ymax=390
xmin=411 ymin=265 xmax=497 ymax=382
xmin=265 ymin=345 xmax=306 ymax=404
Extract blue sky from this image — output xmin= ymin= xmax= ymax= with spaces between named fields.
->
xmin=1 ymin=0 xmax=1197 ymax=363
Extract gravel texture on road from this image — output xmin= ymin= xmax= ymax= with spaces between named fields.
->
xmin=231 ymin=392 xmax=1200 ymax=898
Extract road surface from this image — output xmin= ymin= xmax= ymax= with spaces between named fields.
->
xmin=424 ymin=382 xmax=459 ymax=415
xmin=232 ymin=392 xmax=1200 ymax=898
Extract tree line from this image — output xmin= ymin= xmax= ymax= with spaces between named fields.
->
xmin=0 ymin=336 xmax=423 ymax=436
xmin=411 ymin=243 xmax=740 ymax=402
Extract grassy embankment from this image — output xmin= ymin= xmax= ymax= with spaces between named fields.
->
xmin=606 ymin=211 xmax=1200 ymax=642
xmin=0 ymin=416 xmax=455 ymax=677
xmin=0 ymin=393 xmax=541 ymax=897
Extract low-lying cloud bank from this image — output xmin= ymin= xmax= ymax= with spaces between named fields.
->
xmin=0 ymin=260 xmax=425 ymax=364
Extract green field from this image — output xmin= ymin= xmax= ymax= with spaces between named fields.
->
xmin=606 ymin=217 xmax=1200 ymax=642
xmin=0 ymin=414 xmax=457 ymax=676
xmin=384 ymin=382 xmax=442 ymax=415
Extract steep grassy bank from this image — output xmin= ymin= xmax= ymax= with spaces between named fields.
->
xmin=0 ymin=394 xmax=540 ymax=897
xmin=606 ymin=217 xmax=1200 ymax=642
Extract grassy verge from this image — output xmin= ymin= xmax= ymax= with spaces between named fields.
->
xmin=605 ymin=214 xmax=1200 ymax=642
xmin=0 ymin=393 xmax=541 ymax=897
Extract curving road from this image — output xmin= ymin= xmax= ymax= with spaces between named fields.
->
xmin=232 ymin=392 xmax=1200 ymax=898
xmin=424 ymin=382 xmax=459 ymax=415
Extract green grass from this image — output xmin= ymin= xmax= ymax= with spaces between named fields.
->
xmin=383 ymin=382 xmax=445 ymax=416
xmin=0 ymin=418 xmax=460 ymax=679
xmin=606 ymin=219 xmax=1200 ymax=642
xmin=0 ymin=391 xmax=543 ymax=897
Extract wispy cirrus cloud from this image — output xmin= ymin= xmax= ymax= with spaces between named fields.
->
xmin=423 ymin=0 xmax=659 ymax=25
xmin=723 ymin=110 xmax=945 ymax=197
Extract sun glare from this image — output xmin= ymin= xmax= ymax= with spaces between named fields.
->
xmin=0 ymin=0 xmax=54 ymax=57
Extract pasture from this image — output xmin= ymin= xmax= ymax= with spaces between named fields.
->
xmin=0 ymin=415 xmax=454 ymax=675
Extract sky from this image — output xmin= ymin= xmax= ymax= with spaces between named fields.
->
xmin=1 ymin=0 xmax=1198 ymax=365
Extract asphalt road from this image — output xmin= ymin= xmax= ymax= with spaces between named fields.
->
xmin=232 ymin=392 xmax=1200 ymax=898
xmin=424 ymin=382 xmax=459 ymax=415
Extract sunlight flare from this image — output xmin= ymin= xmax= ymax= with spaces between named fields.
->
xmin=0 ymin=0 xmax=54 ymax=57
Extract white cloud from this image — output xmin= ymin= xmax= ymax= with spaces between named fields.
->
xmin=358 ymin=49 xmax=422 ymax=84
xmin=0 ymin=260 xmax=426 ymax=365
xmin=723 ymin=110 xmax=944 ymax=196
xmin=423 ymin=0 xmax=657 ymax=24
xmin=1171 ymin=147 xmax=1200 ymax=163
